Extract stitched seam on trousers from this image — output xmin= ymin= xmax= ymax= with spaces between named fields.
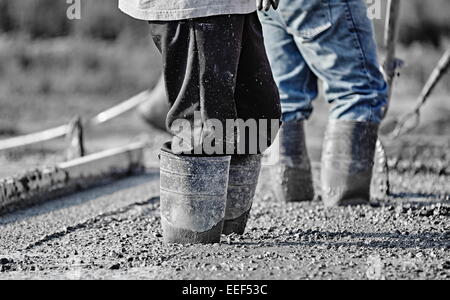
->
xmin=343 ymin=0 xmax=375 ymax=122
xmin=291 ymin=37 xmax=318 ymax=118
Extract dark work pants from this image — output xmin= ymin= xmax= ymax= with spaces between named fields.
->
xmin=149 ymin=13 xmax=281 ymax=156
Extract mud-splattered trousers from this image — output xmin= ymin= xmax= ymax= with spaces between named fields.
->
xmin=259 ymin=0 xmax=388 ymax=124
xmin=149 ymin=13 xmax=281 ymax=155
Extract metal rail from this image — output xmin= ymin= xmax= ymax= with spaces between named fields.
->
xmin=0 ymin=90 xmax=150 ymax=152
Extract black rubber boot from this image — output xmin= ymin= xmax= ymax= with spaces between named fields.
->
xmin=321 ymin=120 xmax=379 ymax=207
xmin=137 ymin=76 xmax=170 ymax=131
xmin=223 ymin=155 xmax=262 ymax=235
xmin=159 ymin=149 xmax=231 ymax=244
xmin=271 ymin=120 xmax=315 ymax=202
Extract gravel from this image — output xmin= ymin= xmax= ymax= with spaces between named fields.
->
xmin=0 ymin=163 xmax=448 ymax=280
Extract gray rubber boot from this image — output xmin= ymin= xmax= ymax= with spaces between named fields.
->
xmin=321 ymin=120 xmax=379 ymax=207
xmin=271 ymin=120 xmax=315 ymax=202
xmin=159 ymin=150 xmax=231 ymax=244
xmin=223 ymin=155 xmax=262 ymax=235
xmin=137 ymin=76 xmax=170 ymax=131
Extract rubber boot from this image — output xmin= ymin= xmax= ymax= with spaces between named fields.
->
xmin=223 ymin=155 xmax=262 ymax=235
xmin=321 ymin=120 xmax=379 ymax=207
xmin=159 ymin=149 xmax=231 ymax=244
xmin=271 ymin=120 xmax=315 ymax=202
xmin=137 ymin=76 xmax=170 ymax=131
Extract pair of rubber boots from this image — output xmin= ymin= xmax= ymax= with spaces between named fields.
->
xmin=140 ymin=79 xmax=378 ymax=208
xmin=159 ymin=148 xmax=262 ymax=244
xmin=272 ymin=119 xmax=378 ymax=206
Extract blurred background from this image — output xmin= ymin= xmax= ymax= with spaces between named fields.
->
xmin=0 ymin=0 xmax=449 ymax=177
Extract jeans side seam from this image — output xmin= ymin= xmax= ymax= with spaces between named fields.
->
xmin=302 ymin=62 xmax=314 ymax=121
xmin=342 ymin=0 xmax=375 ymax=122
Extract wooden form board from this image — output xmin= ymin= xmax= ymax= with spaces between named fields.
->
xmin=0 ymin=141 xmax=147 ymax=215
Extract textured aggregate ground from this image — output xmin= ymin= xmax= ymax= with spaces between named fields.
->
xmin=0 ymin=117 xmax=449 ymax=280
xmin=0 ymin=161 xmax=448 ymax=280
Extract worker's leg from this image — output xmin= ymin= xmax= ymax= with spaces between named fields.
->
xmin=223 ymin=13 xmax=281 ymax=235
xmin=286 ymin=0 xmax=388 ymax=206
xmin=259 ymin=9 xmax=316 ymax=202
xmin=150 ymin=14 xmax=281 ymax=242
xmin=289 ymin=0 xmax=387 ymax=123
xmin=150 ymin=16 xmax=244 ymax=155
xmin=259 ymin=8 xmax=318 ymax=123
xmin=150 ymin=16 xmax=243 ymax=244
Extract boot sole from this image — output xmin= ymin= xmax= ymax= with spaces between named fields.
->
xmin=222 ymin=210 xmax=251 ymax=236
xmin=162 ymin=219 xmax=224 ymax=244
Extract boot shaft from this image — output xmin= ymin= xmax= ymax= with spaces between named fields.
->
xmin=271 ymin=120 xmax=315 ymax=202
xmin=223 ymin=154 xmax=262 ymax=235
xmin=159 ymin=149 xmax=231 ymax=244
xmin=321 ymin=120 xmax=379 ymax=207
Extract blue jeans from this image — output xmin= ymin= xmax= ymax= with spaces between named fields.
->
xmin=258 ymin=0 xmax=388 ymax=123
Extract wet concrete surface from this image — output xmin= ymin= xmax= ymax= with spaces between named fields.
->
xmin=0 ymin=164 xmax=448 ymax=280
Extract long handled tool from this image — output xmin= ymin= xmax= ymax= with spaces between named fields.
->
xmin=383 ymin=0 xmax=403 ymax=106
xmin=377 ymin=1 xmax=450 ymax=200
xmin=375 ymin=0 xmax=402 ymax=198
xmin=390 ymin=49 xmax=450 ymax=138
